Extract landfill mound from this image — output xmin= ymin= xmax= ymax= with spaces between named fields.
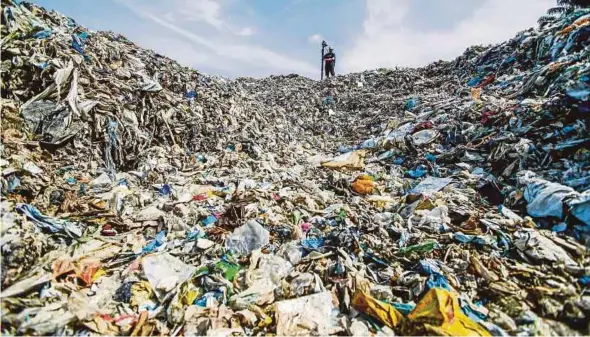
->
xmin=1 ymin=0 xmax=590 ymax=335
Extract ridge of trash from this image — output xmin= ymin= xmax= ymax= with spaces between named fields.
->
xmin=1 ymin=0 xmax=589 ymax=336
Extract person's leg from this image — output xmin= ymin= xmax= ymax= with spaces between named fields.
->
xmin=325 ymin=66 xmax=330 ymax=78
xmin=330 ymin=67 xmax=335 ymax=77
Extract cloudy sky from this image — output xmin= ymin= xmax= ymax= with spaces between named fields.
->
xmin=33 ymin=0 xmax=555 ymax=78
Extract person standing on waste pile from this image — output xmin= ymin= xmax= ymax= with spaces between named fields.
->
xmin=323 ymin=47 xmax=336 ymax=78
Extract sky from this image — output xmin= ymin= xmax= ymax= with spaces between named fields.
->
xmin=32 ymin=0 xmax=555 ymax=79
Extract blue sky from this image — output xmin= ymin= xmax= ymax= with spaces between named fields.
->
xmin=32 ymin=0 xmax=555 ymax=79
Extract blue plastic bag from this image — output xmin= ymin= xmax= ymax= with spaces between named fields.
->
xmin=407 ymin=165 xmax=427 ymax=178
xmin=301 ymin=237 xmax=324 ymax=250
xmin=202 ymin=214 xmax=218 ymax=227
xmin=426 ymin=272 xmax=451 ymax=291
xmin=391 ymin=302 xmax=416 ymax=315
xmin=467 ymin=77 xmax=482 ymax=87
xmin=16 ymin=203 xmax=83 ymax=238
xmin=33 ymin=29 xmax=52 ymax=39
xmin=406 ymin=97 xmax=418 ymax=111
xmin=158 ymin=184 xmax=172 ymax=196
xmin=142 ymin=231 xmax=167 ymax=254
xmin=186 ymin=90 xmax=197 ymax=99
xmin=7 ymin=175 xmax=20 ymax=193
xmin=194 ymin=291 xmax=224 ymax=307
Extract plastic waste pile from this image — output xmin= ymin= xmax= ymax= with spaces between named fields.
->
xmin=1 ymin=0 xmax=589 ymax=335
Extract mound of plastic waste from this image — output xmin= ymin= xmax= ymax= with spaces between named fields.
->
xmin=1 ymin=0 xmax=589 ymax=335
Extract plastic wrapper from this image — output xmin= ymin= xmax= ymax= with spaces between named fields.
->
xmin=351 ymin=289 xmax=404 ymax=328
xmin=403 ymin=288 xmax=491 ymax=336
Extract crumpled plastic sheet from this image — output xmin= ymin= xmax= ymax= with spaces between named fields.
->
xmin=15 ymin=203 xmax=83 ymax=238
xmin=403 ymin=288 xmax=491 ymax=336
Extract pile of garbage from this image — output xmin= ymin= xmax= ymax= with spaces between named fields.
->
xmin=1 ymin=0 xmax=589 ymax=335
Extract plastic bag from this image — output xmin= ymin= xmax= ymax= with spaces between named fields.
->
xmin=225 ymin=220 xmax=270 ymax=256
xmin=352 ymin=289 xmax=403 ymax=328
xmin=410 ymin=177 xmax=452 ymax=196
xmin=351 ymin=174 xmax=375 ymax=195
xmin=403 ymin=288 xmax=491 ymax=336
xmin=142 ymin=253 xmax=196 ymax=300
xmin=321 ymin=150 xmax=366 ymax=170
xmin=16 ymin=203 xmax=83 ymax=238
xmin=523 ymin=178 xmax=577 ymax=219
xmin=275 ymin=291 xmax=334 ymax=336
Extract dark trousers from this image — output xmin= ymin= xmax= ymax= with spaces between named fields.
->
xmin=325 ymin=64 xmax=335 ymax=78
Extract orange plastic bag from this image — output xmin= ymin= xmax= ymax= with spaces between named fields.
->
xmin=77 ymin=260 xmax=102 ymax=285
xmin=351 ymin=174 xmax=375 ymax=195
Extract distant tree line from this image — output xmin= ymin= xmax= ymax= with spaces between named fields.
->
xmin=538 ymin=0 xmax=590 ymax=25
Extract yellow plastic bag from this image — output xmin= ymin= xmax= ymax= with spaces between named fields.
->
xmin=167 ymin=281 xmax=202 ymax=324
xmin=130 ymin=281 xmax=156 ymax=308
xmin=351 ymin=290 xmax=404 ymax=328
xmin=403 ymin=288 xmax=491 ymax=336
xmin=351 ymin=174 xmax=375 ymax=195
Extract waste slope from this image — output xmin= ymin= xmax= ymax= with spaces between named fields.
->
xmin=1 ymin=1 xmax=590 ymax=336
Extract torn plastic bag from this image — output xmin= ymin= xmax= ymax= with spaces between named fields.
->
xmin=418 ymin=259 xmax=453 ymax=291
xmin=385 ymin=123 xmax=414 ymax=145
xmin=71 ymin=32 xmax=87 ymax=55
xmin=412 ymin=129 xmax=439 ymax=146
xmin=230 ymin=252 xmax=292 ymax=309
xmin=23 ymin=162 xmax=43 ymax=176
xmin=453 ymin=232 xmax=498 ymax=249
xmin=142 ymin=231 xmax=167 ymax=254
xmin=20 ymin=100 xmax=80 ymax=146
xmin=0 ymin=273 xmax=52 ymax=298
xmin=135 ymin=206 xmax=166 ymax=222
xmin=89 ymin=172 xmax=112 ymax=188
xmin=351 ymin=289 xmax=404 ymax=328
xmin=414 ymin=206 xmax=451 ymax=233
xmin=247 ymin=251 xmax=292 ymax=287
xmin=16 ymin=203 xmax=83 ymax=238
xmin=142 ymin=253 xmax=196 ymax=300
xmin=276 ymin=242 xmax=304 ymax=265
xmin=32 ymin=28 xmax=51 ymax=39
xmin=225 ymin=220 xmax=270 ymax=256
xmin=140 ymin=72 xmax=163 ymax=92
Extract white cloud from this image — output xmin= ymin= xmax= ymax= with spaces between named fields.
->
xmin=237 ymin=27 xmax=254 ymax=36
xmin=308 ymin=34 xmax=323 ymax=44
xmin=342 ymin=0 xmax=554 ymax=72
xmin=116 ymin=0 xmax=316 ymax=77
xmin=167 ymin=0 xmax=224 ymax=30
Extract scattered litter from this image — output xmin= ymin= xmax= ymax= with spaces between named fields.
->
xmin=1 ymin=1 xmax=589 ymax=336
